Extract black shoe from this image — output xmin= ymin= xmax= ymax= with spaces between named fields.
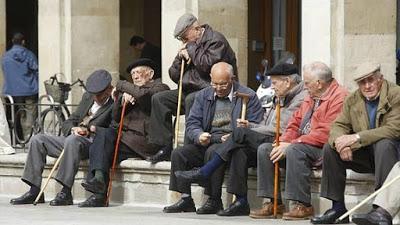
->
xmin=311 ymin=208 xmax=349 ymax=224
xmin=217 ymin=200 xmax=250 ymax=216
xmin=175 ymin=168 xmax=208 ymax=186
xmin=196 ymin=198 xmax=223 ymax=214
xmin=352 ymin=207 xmax=393 ymax=225
xmin=81 ymin=177 xmax=106 ymax=194
xmin=163 ymin=197 xmax=196 ymax=213
xmin=10 ymin=191 xmax=44 ymax=205
xmin=49 ymin=191 xmax=73 ymax=206
xmin=146 ymin=146 xmax=172 ymax=164
xmin=78 ymin=194 xmax=106 ymax=207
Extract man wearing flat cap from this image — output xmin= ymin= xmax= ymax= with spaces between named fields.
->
xmin=78 ymin=58 xmax=169 ymax=207
xmin=146 ymin=13 xmax=238 ymax=163
xmin=10 ymin=69 xmax=114 ymax=206
xmin=174 ymin=63 xmax=306 ymax=216
xmin=312 ymin=62 xmax=400 ymax=224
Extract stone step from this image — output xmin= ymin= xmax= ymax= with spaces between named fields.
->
xmin=0 ymin=153 xmax=398 ymax=223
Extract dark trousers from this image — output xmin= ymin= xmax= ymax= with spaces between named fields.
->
xmin=210 ymin=127 xmax=274 ymax=197
xmin=147 ymin=89 xmax=197 ymax=147
xmin=257 ymin=142 xmax=322 ymax=204
xmin=87 ymin=127 xmax=143 ymax=181
xmin=320 ymin=139 xmax=399 ymax=202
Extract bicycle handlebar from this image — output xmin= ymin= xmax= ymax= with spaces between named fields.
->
xmin=49 ymin=73 xmax=86 ymax=89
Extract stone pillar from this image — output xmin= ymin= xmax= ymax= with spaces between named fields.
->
xmin=301 ymin=0 xmax=331 ymax=70
xmin=0 ymin=0 xmax=6 ymax=86
xmin=38 ymin=0 xmax=119 ymax=104
xmin=331 ymin=0 xmax=397 ymax=90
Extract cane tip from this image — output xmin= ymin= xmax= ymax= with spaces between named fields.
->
xmin=33 ymin=202 xmax=37 ymax=206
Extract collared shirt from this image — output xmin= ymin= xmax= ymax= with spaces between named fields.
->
xmin=213 ymin=86 xmax=234 ymax=102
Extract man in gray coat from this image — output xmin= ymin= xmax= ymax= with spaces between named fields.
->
xmin=10 ymin=70 xmax=114 ymax=206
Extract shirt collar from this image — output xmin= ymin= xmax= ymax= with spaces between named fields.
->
xmin=214 ymin=86 xmax=234 ymax=102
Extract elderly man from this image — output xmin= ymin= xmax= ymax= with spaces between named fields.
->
xmin=352 ymin=161 xmax=400 ymax=225
xmin=163 ymin=62 xmax=263 ymax=213
xmin=10 ymin=70 xmax=114 ymax=206
xmin=147 ymin=13 xmax=238 ymax=163
xmin=175 ymin=63 xmax=306 ymax=216
xmin=78 ymin=59 xmax=169 ymax=207
xmin=312 ymin=63 xmax=400 ymax=224
xmin=253 ymin=62 xmax=348 ymax=220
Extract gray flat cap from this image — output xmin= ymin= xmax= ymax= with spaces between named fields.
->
xmin=174 ymin=13 xmax=197 ymax=38
xmin=86 ymin=69 xmax=112 ymax=94
xmin=353 ymin=62 xmax=381 ymax=82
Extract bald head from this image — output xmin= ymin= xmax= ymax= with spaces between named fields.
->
xmin=210 ymin=62 xmax=234 ymax=97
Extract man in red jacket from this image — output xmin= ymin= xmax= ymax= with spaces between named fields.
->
xmin=250 ymin=61 xmax=348 ymax=220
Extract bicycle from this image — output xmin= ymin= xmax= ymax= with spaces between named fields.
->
xmin=13 ymin=73 xmax=86 ymax=146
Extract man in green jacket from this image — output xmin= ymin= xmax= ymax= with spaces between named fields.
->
xmin=312 ymin=62 xmax=400 ymax=224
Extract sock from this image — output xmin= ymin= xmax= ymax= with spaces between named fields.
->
xmin=29 ymin=185 xmax=40 ymax=196
xmin=94 ymin=170 xmax=105 ymax=183
xmin=236 ymin=194 xmax=248 ymax=205
xmin=270 ymin=198 xmax=282 ymax=205
xmin=181 ymin=193 xmax=191 ymax=199
xmin=199 ymin=154 xmax=224 ymax=178
xmin=61 ymin=185 xmax=71 ymax=194
xmin=332 ymin=200 xmax=347 ymax=212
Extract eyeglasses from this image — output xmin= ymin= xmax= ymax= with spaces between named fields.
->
xmin=210 ymin=82 xmax=230 ymax=89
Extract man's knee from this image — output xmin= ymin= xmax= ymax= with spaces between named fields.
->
xmin=258 ymin=143 xmax=273 ymax=158
xmin=373 ymin=139 xmax=398 ymax=159
xmin=285 ymin=144 xmax=306 ymax=161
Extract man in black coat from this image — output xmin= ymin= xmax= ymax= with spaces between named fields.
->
xmin=10 ymin=70 xmax=114 ymax=206
xmin=147 ymin=13 xmax=238 ymax=163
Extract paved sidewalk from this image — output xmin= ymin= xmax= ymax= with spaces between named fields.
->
xmin=0 ymin=195 xmax=325 ymax=225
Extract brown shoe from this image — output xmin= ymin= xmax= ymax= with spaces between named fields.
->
xmin=249 ymin=202 xmax=285 ymax=219
xmin=282 ymin=203 xmax=314 ymax=220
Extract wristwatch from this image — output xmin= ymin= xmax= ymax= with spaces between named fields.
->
xmin=355 ymin=133 xmax=361 ymax=142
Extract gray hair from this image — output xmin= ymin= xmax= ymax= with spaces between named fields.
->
xmin=288 ymin=74 xmax=302 ymax=84
xmin=303 ymin=61 xmax=333 ymax=82
xmin=210 ymin=62 xmax=235 ymax=78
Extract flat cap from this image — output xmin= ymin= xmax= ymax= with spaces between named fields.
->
xmin=86 ymin=69 xmax=112 ymax=94
xmin=126 ymin=58 xmax=158 ymax=75
xmin=267 ymin=63 xmax=299 ymax=76
xmin=353 ymin=62 xmax=381 ymax=82
xmin=174 ymin=13 xmax=197 ymax=38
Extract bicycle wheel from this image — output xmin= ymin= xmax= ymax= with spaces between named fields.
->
xmin=13 ymin=107 xmax=34 ymax=145
xmin=41 ymin=107 xmax=65 ymax=136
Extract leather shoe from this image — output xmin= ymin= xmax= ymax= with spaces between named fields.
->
xmin=146 ymin=146 xmax=172 ymax=164
xmin=78 ymin=194 xmax=106 ymax=207
xmin=352 ymin=207 xmax=393 ymax=225
xmin=311 ymin=208 xmax=349 ymax=224
xmin=163 ymin=197 xmax=196 ymax=213
xmin=175 ymin=168 xmax=208 ymax=186
xmin=10 ymin=191 xmax=44 ymax=205
xmin=282 ymin=202 xmax=314 ymax=220
xmin=49 ymin=191 xmax=73 ymax=206
xmin=196 ymin=198 xmax=223 ymax=214
xmin=217 ymin=200 xmax=250 ymax=216
xmin=249 ymin=202 xmax=285 ymax=219
xmin=81 ymin=177 xmax=106 ymax=194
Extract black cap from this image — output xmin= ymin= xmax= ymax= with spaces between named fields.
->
xmin=267 ymin=63 xmax=298 ymax=76
xmin=126 ymin=58 xmax=159 ymax=75
xmin=86 ymin=69 xmax=112 ymax=94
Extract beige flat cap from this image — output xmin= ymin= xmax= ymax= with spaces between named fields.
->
xmin=353 ymin=62 xmax=381 ymax=82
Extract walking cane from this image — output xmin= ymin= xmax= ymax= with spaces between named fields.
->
xmin=337 ymin=173 xmax=400 ymax=222
xmin=273 ymin=97 xmax=281 ymax=218
xmin=173 ymin=58 xmax=186 ymax=149
xmin=105 ymin=100 xmax=127 ymax=206
xmin=33 ymin=149 xmax=65 ymax=205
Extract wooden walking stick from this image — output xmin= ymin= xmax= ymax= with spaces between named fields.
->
xmin=273 ymin=97 xmax=281 ymax=218
xmin=33 ymin=149 xmax=65 ymax=205
xmin=337 ymin=173 xmax=400 ymax=222
xmin=106 ymin=100 xmax=127 ymax=206
xmin=173 ymin=58 xmax=186 ymax=149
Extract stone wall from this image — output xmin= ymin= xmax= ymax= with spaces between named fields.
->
xmin=0 ymin=0 xmax=5 ymax=86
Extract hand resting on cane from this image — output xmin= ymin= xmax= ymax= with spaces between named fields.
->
xmin=270 ymin=142 xmax=290 ymax=163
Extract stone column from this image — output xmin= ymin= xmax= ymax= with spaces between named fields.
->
xmin=0 ymin=0 xmax=6 ymax=86
xmin=38 ymin=0 xmax=119 ymax=104
xmin=331 ymin=0 xmax=397 ymax=90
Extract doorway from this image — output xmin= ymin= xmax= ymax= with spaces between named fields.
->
xmin=247 ymin=0 xmax=301 ymax=90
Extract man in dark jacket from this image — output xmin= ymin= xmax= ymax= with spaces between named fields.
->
xmin=10 ymin=70 xmax=114 ymax=206
xmin=147 ymin=13 xmax=238 ymax=163
xmin=163 ymin=62 xmax=263 ymax=213
xmin=130 ymin=35 xmax=161 ymax=79
xmin=78 ymin=59 xmax=169 ymax=207
xmin=175 ymin=63 xmax=306 ymax=216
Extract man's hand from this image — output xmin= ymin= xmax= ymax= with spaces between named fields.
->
xmin=236 ymin=119 xmax=249 ymax=128
xmin=71 ymin=126 xmax=89 ymax=137
xmin=122 ymin=93 xmax=135 ymax=105
xmin=221 ymin=133 xmax=231 ymax=143
xmin=199 ymin=132 xmax=211 ymax=146
xmin=335 ymin=134 xmax=359 ymax=153
xmin=179 ymin=48 xmax=190 ymax=61
xmin=339 ymin=146 xmax=353 ymax=161
xmin=270 ymin=142 xmax=290 ymax=164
